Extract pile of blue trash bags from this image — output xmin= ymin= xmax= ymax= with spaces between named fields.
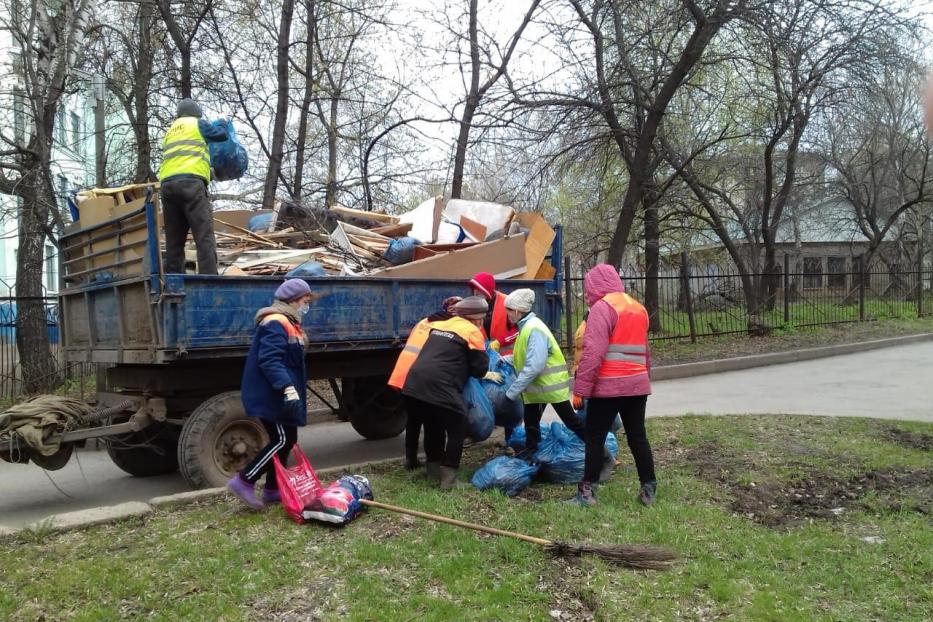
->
xmin=471 ymin=409 xmax=620 ymax=496
xmin=462 ymin=345 xmax=523 ymax=442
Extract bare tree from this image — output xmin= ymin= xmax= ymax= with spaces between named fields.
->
xmin=157 ymin=0 xmax=214 ymax=98
xmin=0 ymin=0 xmax=95 ymax=392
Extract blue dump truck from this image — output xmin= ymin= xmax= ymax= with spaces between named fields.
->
xmin=53 ymin=190 xmax=564 ymax=488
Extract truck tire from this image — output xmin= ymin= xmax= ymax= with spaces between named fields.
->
xmin=106 ymin=423 xmax=180 ymax=477
xmin=344 ymin=376 xmax=407 ymax=440
xmin=178 ymin=391 xmax=269 ymax=488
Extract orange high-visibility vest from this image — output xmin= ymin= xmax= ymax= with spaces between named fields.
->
xmin=388 ymin=318 xmax=434 ymax=390
xmin=260 ymin=313 xmax=307 ymax=345
xmin=596 ymin=292 xmax=649 ymax=380
xmin=490 ymin=291 xmax=518 ymax=355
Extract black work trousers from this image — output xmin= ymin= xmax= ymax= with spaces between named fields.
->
xmin=405 ymin=404 xmax=424 ymax=463
xmin=523 ymin=400 xmax=586 ymax=453
xmin=584 ymin=395 xmax=655 ymax=485
xmin=239 ymin=420 xmax=299 ymax=489
xmin=406 ymin=396 xmax=466 ymax=469
xmin=162 ymin=176 xmax=218 ymax=274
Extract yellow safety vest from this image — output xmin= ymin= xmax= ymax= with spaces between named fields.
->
xmin=159 ymin=117 xmax=211 ymax=182
xmin=512 ymin=315 xmax=571 ymax=404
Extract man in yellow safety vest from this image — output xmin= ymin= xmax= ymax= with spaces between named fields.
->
xmin=158 ymin=98 xmax=229 ymax=275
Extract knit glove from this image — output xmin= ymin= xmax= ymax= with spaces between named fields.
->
xmin=282 ymin=385 xmax=302 ymax=419
xmin=483 ymin=371 xmax=504 ymax=385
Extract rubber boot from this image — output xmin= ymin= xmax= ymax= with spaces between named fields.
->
xmin=261 ymin=487 xmax=281 ymax=505
xmin=227 ymin=474 xmax=263 ymax=510
xmin=565 ymin=481 xmax=598 ymax=507
xmin=638 ymin=481 xmax=657 ymax=507
xmin=439 ymin=466 xmax=468 ymax=490
xmin=425 ymin=461 xmax=441 ymax=484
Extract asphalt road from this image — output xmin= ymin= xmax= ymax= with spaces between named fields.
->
xmin=2 ymin=341 xmax=930 ymax=529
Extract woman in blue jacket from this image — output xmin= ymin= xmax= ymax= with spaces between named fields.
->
xmin=228 ymin=279 xmax=314 ymax=509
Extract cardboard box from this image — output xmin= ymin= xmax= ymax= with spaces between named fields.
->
xmin=371 ymin=235 xmax=526 ymax=280
xmin=515 ymin=212 xmax=556 ymax=279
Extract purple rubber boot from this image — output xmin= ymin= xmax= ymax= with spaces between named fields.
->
xmin=261 ymin=487 xmax=281 ymax=505
xmin=227 ymin=474 xmax=263 ymax=510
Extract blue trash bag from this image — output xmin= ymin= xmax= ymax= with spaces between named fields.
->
xmin=471 ymin=456 xmax=540 ymax=497
xmin=534 ymin=421 xmax=619 ymax=484
xmin=383 ymin=237 xmax=421 ymax=265
xmin=247 ymin=212 xmax=274 ymax=233
xmin=287 ymin=261 xmax=326 ymax=277
xmin=506 ymin=424 xmax=556 ymax=452
xmin=208 ymin=119 xmax=249 ymax=181
xmin=482 ymin=348 xmax=523 ymax=429
xmin=463 ymin=377 xmax=494 ymax=441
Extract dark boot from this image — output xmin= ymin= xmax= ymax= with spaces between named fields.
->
xmin=404 ymin=456 xmax=423 ymax=470
xmin=565 ymin=481 xmax=597 ymax=507
xmin=439 ymin=466 xmax=468 ymax=490
xmin=638 ymin=481 xmax=657 ymax=506
xmin=425 ymin=461 xmax=441 ymax=484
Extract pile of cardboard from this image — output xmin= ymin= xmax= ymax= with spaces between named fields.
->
xmin=69 ymin=186 xmax=558 ymax=282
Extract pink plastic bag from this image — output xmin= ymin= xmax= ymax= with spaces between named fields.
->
xmin=273 ymin=444 xmax=323 ymax=524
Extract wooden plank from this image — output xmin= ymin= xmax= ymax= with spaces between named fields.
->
xmin=372 ymin=235 xmax=525 ymax=279
xmin=330 ymin=205 xmax=399 ymax=224
xmin=459 ymin=215 xmax=487 ymax=242
xmin=213 ymin=217 xmax=280 ymax=247
xmin=370 ymin=222 xmax=413 ymax=237
xmin=235 ymin=249 xmax=325 ymax=269
xmin=534 ymin=261 xmax=556 ymax=280
xmin=340 ymin=222 xmax=392 ymax=242
xmin=515 ymin=212 xmax=556 ymax=279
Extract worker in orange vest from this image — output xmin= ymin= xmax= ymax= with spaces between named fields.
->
xmin=469 ymin=272 xmax=519 ymax=354
xmin=570 ymin=264 xmax=656 ymax=507
xmin=388 ymin=296 xmax=463 ymax=470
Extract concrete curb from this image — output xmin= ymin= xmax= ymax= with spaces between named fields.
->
xmin=651 ymin=332 xmax=933 ymax=381
xmin=27 ymin=501 xmax=152 ymax=534
xmin=149 ymin=487 xmax=226 ymax=510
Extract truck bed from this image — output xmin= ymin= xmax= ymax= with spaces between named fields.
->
xmin=59 ymin=198 xmax=563 ymax=366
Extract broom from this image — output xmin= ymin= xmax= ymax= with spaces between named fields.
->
xmin=359 ymin=499 xmax=677 ymax=570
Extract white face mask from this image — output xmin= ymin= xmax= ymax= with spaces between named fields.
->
xmin=297 ymin=303 xmax=310 ymax=319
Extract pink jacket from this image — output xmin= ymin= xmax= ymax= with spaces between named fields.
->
xmin=572 ymin=264 xmax=652 ymax=398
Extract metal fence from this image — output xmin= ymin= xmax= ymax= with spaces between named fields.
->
xmin=561 ymin=256 xmax=933 ymax=349
xmin=0 ymin=295 xmax=96 ymax=403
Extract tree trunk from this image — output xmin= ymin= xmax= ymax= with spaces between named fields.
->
xmin=292 ymin=0 xmax=315 ymax=201
xmin=643 ymin=186 xmax=662 ymax=333
xmin=451 ymin=0 xmax=480 ymax=200
xmin=133 ymin=0 xmax=155 ymax=182
xmin=261 ymin=0 xmax=295 ymax=210
xmin=324 ymin=96 xmax=339 ymax=207
xmin=15 ymin=162 xmax=57 ymax=393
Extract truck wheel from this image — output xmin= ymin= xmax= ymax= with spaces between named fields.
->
xmin=344 ymin=376 xmax=407 ymax=440
xmin=178 ymin=391 xmax=269 ymax=488
xmin=106 ymin=423 xmax=180 ymax=477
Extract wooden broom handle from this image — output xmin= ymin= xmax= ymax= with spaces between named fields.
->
xmin=359 ymin=499 xmax=553 ymax=547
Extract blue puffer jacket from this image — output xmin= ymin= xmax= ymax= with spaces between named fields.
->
xmin=241 ymin=304 xmax=308 ymax=426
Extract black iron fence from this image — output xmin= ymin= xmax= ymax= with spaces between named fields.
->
xmin=561 ymin=256 xmax=933 ymax=350
xmin=0 ymin=295 xmax=96 ymax=403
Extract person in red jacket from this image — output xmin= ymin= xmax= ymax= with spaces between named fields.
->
xmin=571 ymin=264 xmax=656 ymax=507
xmin=469 ymin=272 xmax=519 ymax=354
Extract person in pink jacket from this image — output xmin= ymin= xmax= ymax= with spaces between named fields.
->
xmin=571 ymin=264 xmax=657 ymax=507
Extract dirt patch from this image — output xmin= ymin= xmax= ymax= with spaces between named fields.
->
xmin=885 ymin=428 xmax=933 ymax=452
xmin=684 ymin=443 xmax=932 ymax=527
xmin=250 ymin=579 xmax=344 ymax=621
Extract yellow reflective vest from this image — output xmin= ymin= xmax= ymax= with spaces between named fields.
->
xmin=512 ymin=315 xmax=571 ymax=404
xmin=159 ymin=117 xmax=211 ymax=182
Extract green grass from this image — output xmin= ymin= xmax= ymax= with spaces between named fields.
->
xmin=1 ymin=415 xmax=930 ymax=621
